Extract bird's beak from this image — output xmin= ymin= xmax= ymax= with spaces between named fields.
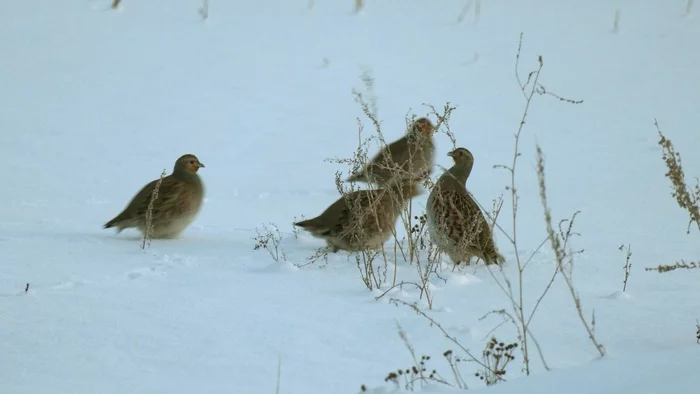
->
xmin=447 ymin=151 xmax=456 ymax=158
xmin=198 ymin=162 xmax=206 ymax=168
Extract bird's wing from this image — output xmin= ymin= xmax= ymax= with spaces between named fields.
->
xmin=124 ymin=176 xmax=187 ymax=220
xmin=431 ymin=187 xmax=493 ymax=249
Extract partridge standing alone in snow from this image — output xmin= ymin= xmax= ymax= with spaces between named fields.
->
xmin=294 ymin=182 xmax=422 ymax=252
xmin=346 ymin=118 xmax=436 ymax=187
xmin=426 ymin=148 xmax=504 ymax=265
xmin=103 ymin=154 xmax=205 ymax=239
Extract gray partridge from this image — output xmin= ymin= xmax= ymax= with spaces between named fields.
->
xmin=346 ymin=117 xmax=436 ymax=187
xmin=294 ymin=182 xmax=422 ymax=252
xmin=103 ymin=154 xmax=205 ymax=239
xmin=426 ymin=148 xmax=504 ymax=265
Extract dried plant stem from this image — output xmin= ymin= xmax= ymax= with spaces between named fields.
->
xmin=655 ymin=119 xmax=700 ymax=234
xmin=619 ymin=244 xmax=632 ymax=292
xmin=391 ymin=299 xmax=493 ymax=372
xmin=493 ymin=33 xmax=545 ymax=375
xmin=112 ymin=0 xmax=122 ymax=9
xmin=141 ymin=169 xmax=166 ymax=250
xmin=536 ymin=146 xmax=605 ymax=357
xmin=199 ymin=0 xmax=209 ymax=20
xmin=354 ymin=0 xmax=364 ymax=13
xmin=645 ymin=260 xmax=699 ymax=273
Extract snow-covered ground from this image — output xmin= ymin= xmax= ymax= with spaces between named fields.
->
xmin=1 ymin=1 xmax=699 ymax=393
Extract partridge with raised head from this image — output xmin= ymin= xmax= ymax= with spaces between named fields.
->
xmin=346 ymin=117 xmax=436 ymax=187
xmin=426 ymin=148 xmax=504 ymax=265
xmin=104 ymin=154 xmax=205 ymax=239
xmin=294 ymin=182 xmax=422 ymax=252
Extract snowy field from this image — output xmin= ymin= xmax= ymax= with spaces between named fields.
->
xmin=1 ymin=0 xmax=699 ymax=393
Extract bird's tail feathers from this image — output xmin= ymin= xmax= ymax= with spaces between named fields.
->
xmin=346 ymin=172 xmax=367 ymax=183
xmin=293 ymin=218 xmax=330 ymax=237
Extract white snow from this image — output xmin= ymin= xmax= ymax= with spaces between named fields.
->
xmin=1 ymin=0 xmax=699 ymax=393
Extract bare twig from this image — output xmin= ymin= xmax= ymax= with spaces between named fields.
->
xmin=619 ymin=244 xmax=632 ymax=292
xmin=199 ymin=0 xmax=209 ymax=20
xmin=536 ymin=145 xmax=605 ymax=357
xmin=141 ymin=169 xmax=166 ymax=250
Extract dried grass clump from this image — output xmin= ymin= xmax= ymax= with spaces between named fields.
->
xmin=656 ymin=120 xmax=700 ymax=234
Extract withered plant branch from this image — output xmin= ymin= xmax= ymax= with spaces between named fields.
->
xmin=391 ymin=298 xmax=493 ymax=372
xmin=655 ymin=119 xmax=700 ymax=234
xmin=536 ymin=145 xmax=605 ymax=357
xmin=141 ymin=169 xmax=166 ymax=250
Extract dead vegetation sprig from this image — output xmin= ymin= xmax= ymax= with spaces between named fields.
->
xmin=390 ymin=299 xmax=491 ymax=372
xmin=644 ymin=260 xmax=699 ymax=273
xmin=536 ymin=146 xmax=606 ymax=357
xmin=199 ymin=0 xmax=209 ymax=20
xmin=253 ymin=223 xmax=287 ymax=262
xmin=362 ymin=321 xmax=517 ymax=391
xmin=456 ymin=0 xmax=482 ymax=24
xmin=655 ymin=119 xmax=700 ymax=234
xmin=482 ymin=32 xmax=588 ymax=375
xmin=619 ymin=244 xmax=632 ymax=292
xmin=141 ymin=169 xmax=166 ymax=250
xmin=111 ymin=0 xmax=122 ymax=9
xmin=370 ymin=300 xmax=519 ymax=390
xmin=354 ymin=0 xmax=365 ymax=14
xmin=475 ymin=337 xmax=518 ymax=386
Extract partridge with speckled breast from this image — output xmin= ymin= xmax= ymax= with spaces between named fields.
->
xmin=346 ymin=118 xmax=436 ymax=187
xmin=426 ymin=148 xmax=504 ymax=265
xmin=103 ymin=154 xmax=205 ymax=239
xmin=294 ymin=182 xmax=422 ymax=252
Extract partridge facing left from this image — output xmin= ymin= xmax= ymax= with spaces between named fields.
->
xmin=294 ymin=182 xmax=422 ymax=252
xmin=103 ymin=154 xmax=205 ymax=239
xmin=426 ymin=148 xmax=504 ymax=265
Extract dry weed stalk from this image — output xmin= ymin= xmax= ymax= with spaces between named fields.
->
xmin=390 ymin=299 xmax=507 ymax=385
xmin=644 ymin=260 xmax=699 ymax=273
xmin=199 ymin=0 xmax=209 ymax=20
xmin=481 ymin=33 xmax=588 ymax=375
xmin=354 ymin=0 xmax=365 ymax=13
xmin=536 ymin=145 xmax=605 ymax=357
xmin=655 ymin=120 xmax=700 ymax=234
xmin=275 ymin=356 xmax=282 ymax=394
xmin=619 ymin=244 xmax=632 ymax=292
xmin=112 ymin=0 xmax=122 ymax=9
xmin=612 ymin=9 xmax=621 ymax=33
xmin=141 ymin=169 xmax=166 ymax=250
xmin=476 ymin=337 xmax=518 ymax=386
xmin=253 ymin=223 xmax=287 ymax=262
xmin=456 ymin=0 xmax=482 ymax=24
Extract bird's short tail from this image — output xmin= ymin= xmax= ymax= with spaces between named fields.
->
xmin=103 ymin=216 xmax=126 ymax=233
xmin=346 ymin=172 xmax=366 ymax=183
xmin=293 ymin=218 xmax=330 ymax=237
